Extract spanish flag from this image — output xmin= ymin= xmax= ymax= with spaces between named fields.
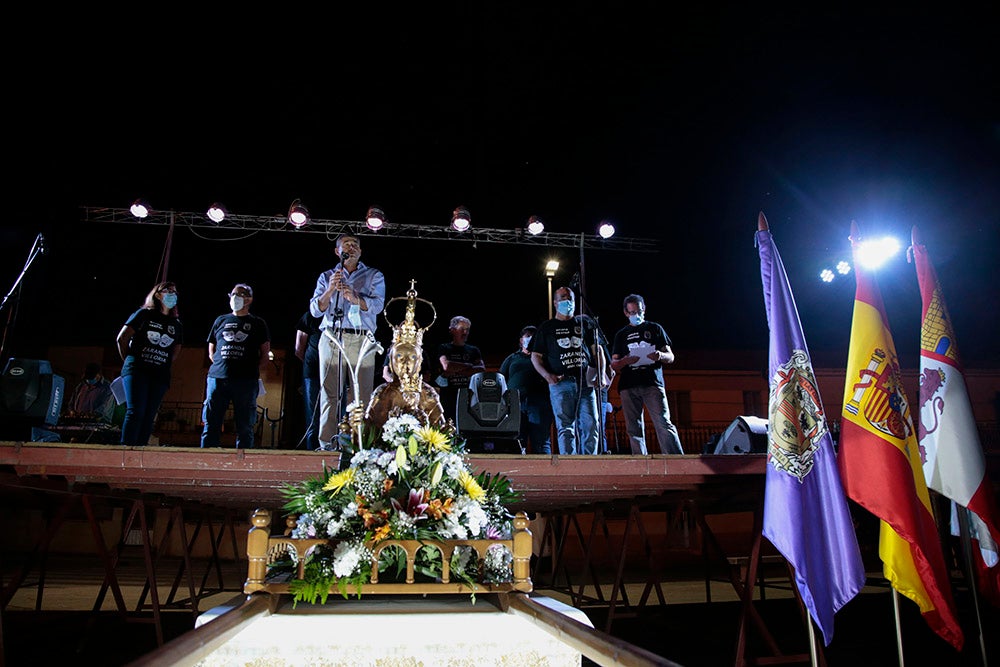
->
xmin=838 ymin=221 xmax=963 ymax=650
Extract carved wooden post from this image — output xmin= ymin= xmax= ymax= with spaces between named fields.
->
xmin=512 ymin=512 xmax=533 ymax=591
xmin=244 ymin=508 xmax=271 ymax=594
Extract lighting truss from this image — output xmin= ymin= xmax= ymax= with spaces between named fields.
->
xmin=81 ymin=206 xmax=659 ymax=252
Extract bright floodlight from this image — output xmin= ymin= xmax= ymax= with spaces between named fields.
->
xmin=856 ymin=236 xmax=901 ymax=269
xmin=206 ymin=203 xmax=227 ymax=223
xmin=288 ymin=199 xmax=310 ymax=228
xmin=366 ymin=206 xmax=386 ymax=231
xmin=820 ymin=269 xmax=835 ymax=283
xmin=597 ymin=221 xmax=615 ymax=239
xmin=836 ymin=260 xmax=851 ymax=275
xmin=451 ymin=206 xmax=471 ymax=232
xmin=130 ymin=199 xmax=150 ymax=219
xmin=527 ymin=215 xmax=545 ymax=235
xmin=545 ymin=259 xmax=559 ymax=277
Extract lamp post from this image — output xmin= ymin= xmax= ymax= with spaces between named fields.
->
xmin=545 ymin=260 xmax=559 ymax=319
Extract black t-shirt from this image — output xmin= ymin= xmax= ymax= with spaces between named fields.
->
xmin=206 ymin=313 xmax=270 ymax=380
xmin=530 ymin=317 xmax=597 ymax=377
xmin=435 ymin=342 xmax=483 ymax=388
xmin=121 ymin=308 xmax=184 ymax=381
xmin=296 ymin=312 xmax=322 ymax=377
xmin=500 ymin=350 xmax=546 ymax=397
xmin=612 ymin=321 xmax=671 ymax=390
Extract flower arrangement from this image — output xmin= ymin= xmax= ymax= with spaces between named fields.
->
xmin=279 ymin=414 xmax=521 ymax=605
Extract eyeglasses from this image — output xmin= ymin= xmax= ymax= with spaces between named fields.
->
xmin=228 ymin=291 xmax=251 ymax=298
xmin=159 ymin=288 xmax=177 ymax=294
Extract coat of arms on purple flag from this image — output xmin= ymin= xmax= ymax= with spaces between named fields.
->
xmin=756 ymin=213 xmax=866 ymax=646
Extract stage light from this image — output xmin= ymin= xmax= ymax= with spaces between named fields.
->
xmin=527 ymin=215 xmax=544 ymax=235
xmin=130 ymin=199 xmax=150 ymax=219
xmin=597 ymin=221 xmax=615 ymax=239
xmin=366 ymin=206 xmax=386 ymax=231
xmin=820 ymin=269 xmax=835 ymax=283
xmin=836 ymin=260 xmax=851 ymax=275
xmin=451 ymin=206 xmax=471 ymax=232
xmin=544 ymin=259 xmax=559 ymax=278
xmin=288 ymin=199 xmax=310 ymax=228
xmin=856 ymin=236 xmax=901 ymax=269
xmin=206 ymin=203 xmax=227 ymax=223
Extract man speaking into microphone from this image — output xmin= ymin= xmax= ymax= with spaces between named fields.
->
xmin=309 ymin=234 xmax=385 ymax=450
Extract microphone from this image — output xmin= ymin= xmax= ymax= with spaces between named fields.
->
xmin=37 ymin=233 xmax=47 ymax=255
xmin=341 ymin=251 xmax=350 ymax=263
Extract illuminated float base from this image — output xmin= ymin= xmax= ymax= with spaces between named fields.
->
xmin=194 ymin=595 xmax=592 ymax=666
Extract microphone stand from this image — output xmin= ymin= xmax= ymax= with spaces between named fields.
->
xmin=572 ymin=276 xmax=612 ymax=454
xmin=0 ymin=234 xmax=46 ymax=362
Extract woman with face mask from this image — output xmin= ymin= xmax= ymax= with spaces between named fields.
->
xmin=115 ymin=281 xmax=184 ymax=446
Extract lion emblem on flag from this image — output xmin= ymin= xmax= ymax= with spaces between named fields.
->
xmin=768 ymin=349 xmax=826 ymax=481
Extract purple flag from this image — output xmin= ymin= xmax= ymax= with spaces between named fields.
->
xmin=757 ymin=216 xmax=866 ymax=646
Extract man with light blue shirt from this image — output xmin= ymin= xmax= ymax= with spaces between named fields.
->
xmin=309 ymin=235 xmax=386 ymax=450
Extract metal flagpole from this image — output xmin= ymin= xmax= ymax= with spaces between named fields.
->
xmin=892 ymin=589 xmax=906 ymax=666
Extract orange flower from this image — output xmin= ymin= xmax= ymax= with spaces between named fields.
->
xmin=383 ymin=478 xmax=394 ymax=495
xmin=426 ymin=497 xmax=454 ymax=520
xmin=372 ymin=524 xmax=392 ymax=543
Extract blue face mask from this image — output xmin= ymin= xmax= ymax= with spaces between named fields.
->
xmin=556 ymin=300 xmax=574 ymax=316
xmin=628 ymin=313 xmax=644 ymax=326
xmin=162 ymin=293 xmax=178 ymax=309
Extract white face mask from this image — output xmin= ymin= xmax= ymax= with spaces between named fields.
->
xmin=521 ymin=336 xmax=532 ymax=349
xmin=230 ymin=295 xmax=245 ymax=312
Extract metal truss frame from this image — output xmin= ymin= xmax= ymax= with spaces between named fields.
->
xmin=81 ymin=207 xmax=659 ymax=253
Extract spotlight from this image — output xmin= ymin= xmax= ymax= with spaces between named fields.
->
xmin=820 ymin=269 xmax=835 ymax=283
xmin=130 ymin=199 xmax=150 ymax=219
xmin=856 ymin=236 xmax=901 ymax=269
xmin=366 ymin=206 xmax=386 ymax=231
xmin=597 ymin=221 xmax=615 ymax=239
xmin=451 ymin=206 xmax=471 ymax=232
xmin=527 ymin=215 xmax=545 ymax=235
xmin=288 ymin=199 xmax=310 ymax=228
xmin=206 ymin=202 xmax=227 ymax=223
xmin=836 ymin=261 xmax=852 ymax=275
xmin=544 ymin=259 xmax=559 ymax=278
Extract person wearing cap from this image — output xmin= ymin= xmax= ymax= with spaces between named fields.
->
xmin=500 ymin=325 xmax=552 ymax=454
xmin=309 ymin=235 xmax=385 ymax=450
xmin=201 ymin=283 xmax=271 ymax=449
xmin=66 ymin=362 xmax=116 ymax=423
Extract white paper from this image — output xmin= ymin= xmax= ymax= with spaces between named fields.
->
xmin=627 ymin=341 xmax=657 ymax=367
xmin=110 ymin=376 xmax=126 ymax=405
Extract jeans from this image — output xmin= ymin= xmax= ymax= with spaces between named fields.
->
xmin=548 ymin=379 xmax=598 ymax=455
xmin=318 ymin=332 xmax=376 ymax=448
xmin=120 ymin=373 xmax=170 ymax=446
xmin=302 ymin=374 xmax=321 ymax=450
xmin=520 ymin=392 xmax=553 ymax=454
xmin=201 ymin=377 xmax=259 ymax=449
xmin=619 ymin=384 xmax=684 ymax=455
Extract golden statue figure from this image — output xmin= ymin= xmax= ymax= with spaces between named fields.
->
xmin=364 ymin=280 xmax=446 ymax=431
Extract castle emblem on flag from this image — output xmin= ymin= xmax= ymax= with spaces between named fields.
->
xmin=846 ymin=347 xmax=912 ymax=440
xmin=768 ymin=349 xmax=825 ymax=480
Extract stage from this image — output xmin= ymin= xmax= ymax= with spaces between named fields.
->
xmin=0 ymin=441 xmax=765 ymax=513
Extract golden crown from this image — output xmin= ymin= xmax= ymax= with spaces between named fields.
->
xmin=384 ymin=279 xmax=436 ymax=349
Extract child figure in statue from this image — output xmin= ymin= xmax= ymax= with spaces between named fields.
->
xmin=363 ymin=281 xmax=446 ymax=431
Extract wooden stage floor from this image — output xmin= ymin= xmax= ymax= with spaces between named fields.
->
xmin=0 ymin=441 xmax=765 ymax=513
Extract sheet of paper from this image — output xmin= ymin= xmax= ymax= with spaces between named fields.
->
xmin=627 ymin=341 xmax=657 ymax=367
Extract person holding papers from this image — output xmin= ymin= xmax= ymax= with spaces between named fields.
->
xmin=610 ymin=294 xmax=684 ymax=455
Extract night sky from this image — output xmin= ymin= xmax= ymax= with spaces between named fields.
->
xmin=3 ymin=5 xmax=998 ymax=369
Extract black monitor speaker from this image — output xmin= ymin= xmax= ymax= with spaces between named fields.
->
xmin=0 ymin=358 xmax=66 ymax=439
xmin=713 ymin=416 xmax=768 ymax=454
xmin=456 ymin=372 xmax=522 ymax=452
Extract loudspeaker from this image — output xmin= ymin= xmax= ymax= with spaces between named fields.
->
xmin=456 ymin=372 xmax=521 ymax=452
xmin=0 ymin=358 xmax=66 ymax=439
xmin=713 ymin=416 xmax=768 ymax=454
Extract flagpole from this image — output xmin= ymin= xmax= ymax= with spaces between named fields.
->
xmin=956 ymin=505 xmax=989 ymax=665
xmin=805 ymin=611 xmax=818 ymax=667
xmin=892 ymin=589 xmax=906 ymax=666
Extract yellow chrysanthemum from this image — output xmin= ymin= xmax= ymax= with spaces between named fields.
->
xmin=322 ymin=468 xmax=356 ymax=494
xmin=458 ymin=470 xmax=485 ymax=501
xmin=416 ymin=426 xmax=451 ymax=452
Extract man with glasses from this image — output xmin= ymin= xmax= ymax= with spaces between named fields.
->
xmin=610 ymin=294 xmax=684 ymax=455
xmin=201 ymin=283 xmax=271 ymax=449
xmin=309 ymin=235 xmax=386 ymax=450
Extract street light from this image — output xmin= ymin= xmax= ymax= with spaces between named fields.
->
xmin=545 ymin=259 xmax=559 ymax=318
